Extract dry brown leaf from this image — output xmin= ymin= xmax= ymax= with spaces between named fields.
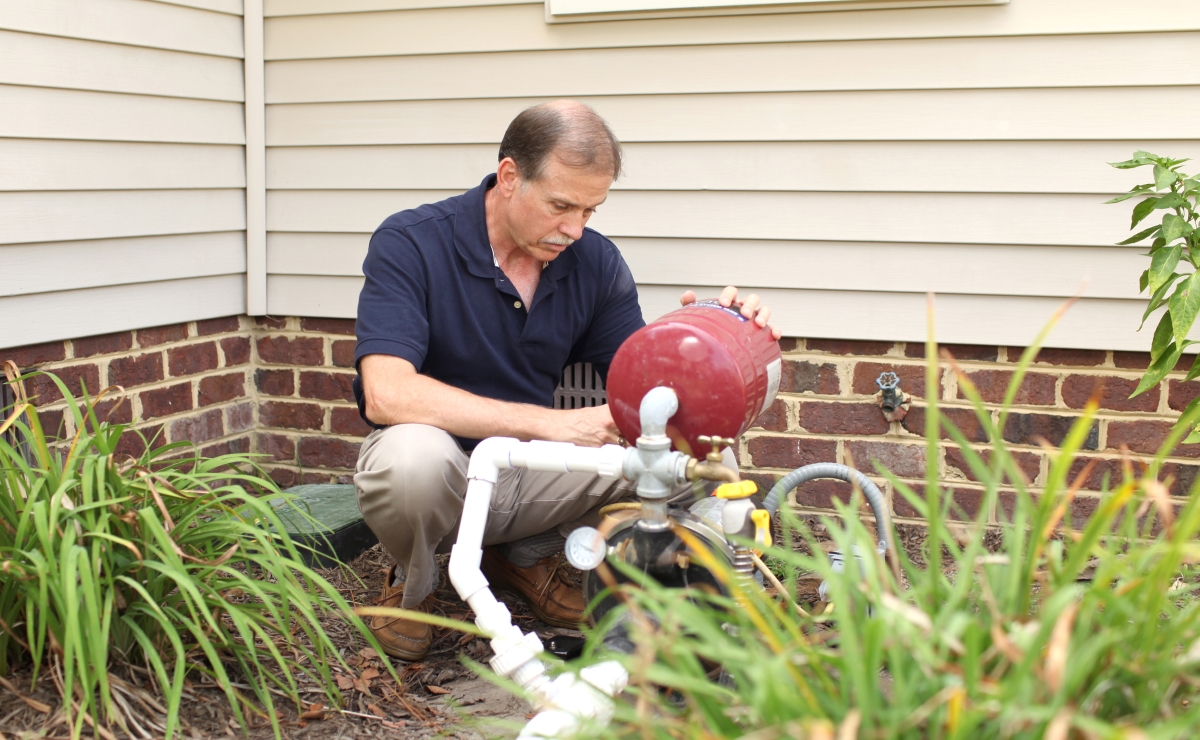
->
xmin=427 ymin=685 xmax=452 ymax=695
xmin=1044 ymin=708 xmax=1072 ymax=740
xmin=1142 ymin=479 xmax=1176 ymax=535
xmin=299 ymin=703 xmax=326 ymax=721
xmin=836 ymin=709 xmax=861 ymax=740
xmin=804 ymin=720 xmax=836 ymax=740
xmin=366 ymin=703 xmax=386 ymax=718
xmin=335 ymin=675 xmax=354 ymax=691
xmin=990 ymin=623 xmax=1025 ymax=663
xmin=1045 ymin=602 xmax=1080 ymax=693
xmin=353 ymin=678 xmax=372 ymax=696
xmin=359 ymin=647 xmax=379 ymax=660
xmin=360 ymin=667 xmax=380 ymax=681
xmin=0 ymin=675 xmax=50 ymax=714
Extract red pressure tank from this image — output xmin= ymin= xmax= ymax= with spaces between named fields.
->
xmin=606 ymin=300 xmax=782 ymax=458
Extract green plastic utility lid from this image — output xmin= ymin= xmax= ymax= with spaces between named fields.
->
xmin=271 ymin=484 xmax=377 ymax=567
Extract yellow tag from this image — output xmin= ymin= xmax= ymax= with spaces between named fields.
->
xmin=751 ymin=509 xmax=773 ymax=548
xmin=713 ymin=480 xmax=758 ymax=500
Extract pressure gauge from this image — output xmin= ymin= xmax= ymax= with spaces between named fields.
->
xmin=564 ymin=526 xmax=607 ymax=571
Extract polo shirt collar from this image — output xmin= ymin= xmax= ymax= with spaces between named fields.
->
xmin=453 ymin=173 xmax=580 ymax=284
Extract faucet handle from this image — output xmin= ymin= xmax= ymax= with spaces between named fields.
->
xmin=697 ymin=435 xmax=736 ymax=460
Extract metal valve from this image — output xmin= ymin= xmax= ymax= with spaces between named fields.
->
xmin=697 ymin=435 xmax=736 ymax=462
xmin=875 ymin=372 xmax=909 ymax=422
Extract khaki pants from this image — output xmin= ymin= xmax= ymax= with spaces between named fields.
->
xmin=354 ymin=424 xmax=640 ymax=608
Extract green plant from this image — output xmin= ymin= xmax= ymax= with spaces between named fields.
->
xmin=564 ymin=312 xmax=1200 ymax=739
xmin=0 ymin=369 xmax=379 ymax=739
xmin=1108 ymin=151 xmax=1200 ymax=438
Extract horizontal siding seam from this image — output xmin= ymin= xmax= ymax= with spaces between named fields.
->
xmin=260 ymin=83 xmax=1200 ymax=105
xmin=0 ymin=27 xmax=246 ymax=60
xmin=0 ymin=79 xmax=245 ymax=104
xmin=263 ymin=83 xmax=1200 ymax=106
xmin=261 ymin=28 xmax=1200 ymax=66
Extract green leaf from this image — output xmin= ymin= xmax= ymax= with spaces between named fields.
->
xmin=1109 ymin=151 xmax=1157 ymax=169
xmin=1104 ymin=184 xmax=1154 ymax=204
xmin=1151 ymin=310 xmax=1174 ymax=358
xmin=1154 ymin=164 xmax=1179 ymax=190
xmin=1185 ymin=353 xmax=1200 ymax=382
xmin=1150 ymin=245 xmax=1183 ymax=293
xmin=1141 ymin=274 xmax=1181 ymax=329
xmin=1140 ymin=269 xmax=1149 ymax=293
xmin=1169 ymin=271 xmax=1200 ymax=347
xmin=1156 ymin=193 xmax=1186 ymax=210
xmin=1133 ymin=341 xmax=1182 ymax=397
xmin=1118 ymin=224 xmax=1161 ymax=245
xmin=1131 ymin=197 xmax=1160 ymax=229
xmin=1163 ymin=214 xmax=1187 ymax=243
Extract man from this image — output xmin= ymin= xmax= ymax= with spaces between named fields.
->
xmin=353 ymin=100 xmax=777 ymax=660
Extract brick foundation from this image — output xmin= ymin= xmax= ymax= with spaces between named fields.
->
xmin=5 ymin=325 xmax=1197 ymax=528
xmin=743 ymin=339 xmax=1199 ymax=528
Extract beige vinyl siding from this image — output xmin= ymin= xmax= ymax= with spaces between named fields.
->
xmin=260 ymin=0 xmax=1200 ymax=350
xmin=264 ymin=2 xmax=1194 ymax=350
xmin=0 ymin=0 xmax=247 ymax=350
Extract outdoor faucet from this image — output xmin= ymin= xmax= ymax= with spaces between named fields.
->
xmin=876 ymin=372 xmax=908 ymax=422
xmin=686 ymin=435 xmax=741 ymax=484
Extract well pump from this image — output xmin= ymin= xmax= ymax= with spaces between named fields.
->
xmin=444 ymin=302 xmax=894 ymax=739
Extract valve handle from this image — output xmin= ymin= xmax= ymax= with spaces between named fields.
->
xmin=697 ymin=435 xmax=737 ymax=461
xmin=714 ymin=480 xmax=758 ymax=500
xmin=751 ymin=509 xmax=773 ymax=550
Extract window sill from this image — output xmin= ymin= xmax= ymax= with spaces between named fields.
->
xmin=545 ymin=0 xmax=1007 ymax=24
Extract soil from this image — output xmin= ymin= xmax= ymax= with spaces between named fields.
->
xmin=0 ymin=545 xmax=559 ymax=740
xmin=0 ymin=519 xmax=936 ymax=740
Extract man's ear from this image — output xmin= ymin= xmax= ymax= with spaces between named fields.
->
xmin=496 ymin=157 xmax=521 ymax=195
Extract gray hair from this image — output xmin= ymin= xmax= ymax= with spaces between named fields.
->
xmin=497 ymin=100 xmax=622 ymax=182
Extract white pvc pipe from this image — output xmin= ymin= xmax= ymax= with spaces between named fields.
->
xmin=447 ymin=438 xmax=631 ymax=739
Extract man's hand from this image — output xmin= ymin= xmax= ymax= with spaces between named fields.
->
xmin=680 ymin=285 xmax=783 ymax=340
xmin=551 ymin=405 xmax=621 ymax=447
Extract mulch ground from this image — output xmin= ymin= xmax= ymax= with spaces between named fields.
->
xmin=0 ymin=544 xmax=569 ymax=740
xmin=0 ymin=517 xmax=928 ymax=740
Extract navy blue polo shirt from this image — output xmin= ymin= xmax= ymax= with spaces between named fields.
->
xmin=354 ymin=174 xmax=645 ymax=449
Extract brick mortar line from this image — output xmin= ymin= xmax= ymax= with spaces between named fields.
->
xmin=783 ymin=355 xmax=1187 ymax=377
xmin=770 ymin=398 xmax=1191 ymax=421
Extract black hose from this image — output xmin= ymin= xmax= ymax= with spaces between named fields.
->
xmin=762 ymin=463 xmax=891 ymax=553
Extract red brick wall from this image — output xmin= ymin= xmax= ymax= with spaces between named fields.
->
xmin=7 ymin=323 xmax=1198 ymax=526
xmin=741 ymin=339 xmax=1200 ymax=528
xmin=2 ymin=317 xmax=253 ymax=460
xmin=248 ymin=317 xmax=367 ymax=488
xmin=1 ymin=316 xmax=363 ymax=487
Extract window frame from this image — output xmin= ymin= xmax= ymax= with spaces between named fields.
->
xmin=545 ymin=0 xmax=1007 ymax=23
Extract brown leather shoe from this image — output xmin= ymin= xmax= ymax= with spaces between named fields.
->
xmin=369 ymin=565 xmax=433 ymax=661
xmin=481 ymin=547 xmax=585 ymax=628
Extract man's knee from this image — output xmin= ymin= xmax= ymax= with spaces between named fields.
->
xmin=354 ymin=424 xmax=467 ymax=521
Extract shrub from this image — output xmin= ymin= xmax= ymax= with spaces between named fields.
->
xmin=577 ymin=321 xmax=1200 ymax=739
xmin=0 ymin=368 xmax=375 ymax=739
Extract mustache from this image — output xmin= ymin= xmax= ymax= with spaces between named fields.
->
xmin=541 ymin=236 xmax=575 ymax=247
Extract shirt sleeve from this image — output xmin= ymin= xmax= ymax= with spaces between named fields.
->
xmin=354 ymin=227 xmax=430 ymax=370
xmin=569 ymin=243 xmax=646 ymax=382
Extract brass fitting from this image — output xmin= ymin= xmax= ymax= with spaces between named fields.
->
xmin=687 ymin=434 xmax=741 ymax=483
xmin=686 ymin=457 xmax=741 ymax=483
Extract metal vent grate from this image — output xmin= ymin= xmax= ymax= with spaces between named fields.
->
xmin=553 ymin=362 xmax=606 ymax=409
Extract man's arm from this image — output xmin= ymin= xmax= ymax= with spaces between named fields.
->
xmin=360 ymin=354 xmax=619 ymax=447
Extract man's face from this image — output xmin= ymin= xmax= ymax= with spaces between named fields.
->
xmin=502 ymin=155 xmax=612 ymax=263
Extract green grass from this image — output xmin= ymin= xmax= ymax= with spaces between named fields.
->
xmin=572 ymin=311 xmax=1200 ymax=739
xmin=0 ymin=369 xmax=381 ymax=739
